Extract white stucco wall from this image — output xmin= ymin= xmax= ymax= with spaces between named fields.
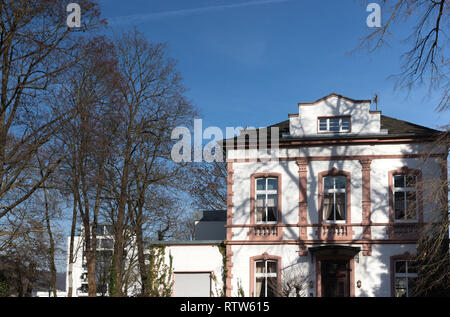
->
xmin=166 ymin=244 xmax=224 ymax=297
xmin=289 ymin=95 xmax=382 ymax=137
xmin=229 ymin=142 xmax=444 ymax=238
xmin=227 ymin=140 xmax=445 ymax=297
xmin=230 ymin=243 xmax=419 ymax=297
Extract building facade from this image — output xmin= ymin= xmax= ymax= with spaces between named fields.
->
xmin=222 ymin=94 xmax=447 ymax=297
xmin=64 ymin=94 xmax=446 ymax=297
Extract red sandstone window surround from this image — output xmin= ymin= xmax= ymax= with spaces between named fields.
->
xmin=390 ymin=253 xmax=417 ymax=297
xmin=388 ymin=167 xmax=423 ymax=224
xmin=250 ymin=173 xmax=282 ymax=225
xmin=318 ymin=168 xmax=352 ymax=225
xmin=249 ymin=254 xmax=281 ymax=297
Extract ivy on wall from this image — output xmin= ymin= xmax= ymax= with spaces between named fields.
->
xmin=217 ymin=241 xmax=227 ymax=297
xmin=146 ymin=245 xmax=174 ymax=297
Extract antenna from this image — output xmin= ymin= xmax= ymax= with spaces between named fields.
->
xmin=373 ymin=94 xmax=379 ymax=111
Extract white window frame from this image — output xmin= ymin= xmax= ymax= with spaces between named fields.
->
xmin=318 ymin=117 xmax=351 ymax=133
xmin=254 ymin=260 xmax=278 ymax=297
xmin=394 ymin=260 xmax=417 ymax=297
xmin=255 ymin=177 xmax=278 ymax=224
xmin=393 ymin=174 xmax=418 ymax=222
xmin=322 ymin=176 xmax=347 ymax=223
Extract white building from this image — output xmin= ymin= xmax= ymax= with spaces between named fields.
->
xmin=221 ymin=94 xmax=447 ymax=297
xmin=66 ymin=224 xmax=140 ymax=297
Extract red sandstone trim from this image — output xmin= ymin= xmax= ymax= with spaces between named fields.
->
xmin=387 ymin=167 xmax=423 ymax=239
xmin=223 ymin=137 xmax=438 ymax=150
xmin=249 ymin=253 xmax=282 ymax=297
xmin=227 ymin=222 xmax=432 ymax=228
xmin=317 ymin=168 xmax=354 ymax=240
xmin=359 ymin=159 xmax=372 ymax=255
xmin=249 ymin=172 xmax=284 ymax=241
xmin=226 ymin=239 xmax=419 ymax=245
xmin=227 ymin=153 xmax=445 ymax=163
xmin=298 ymin=94 xmax=371 ymax=106
xmin=296 ymin=159 xmax=309 ymax=255
xmin=225 ymin=162 xmax=234 ymax=297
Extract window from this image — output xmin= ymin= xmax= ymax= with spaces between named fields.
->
xmin=255 ymin=260 xmax=278 ymax=297
xmin=79 ymin=284 xmax=88 ymax=293
xmin=100 ymin=238 xmax=113 ymax=249
xmin=393 ymin=174 xmax=417 ymax=221
xmin=318 ymin=117 xmax=351 ymax=133
xmin=255 ymin=178 xmax=278 ymax=223
xmin=394 ymin=260 xmax=417 ymax=297
xmin=322 ymin=176 xmax=346 ymax=222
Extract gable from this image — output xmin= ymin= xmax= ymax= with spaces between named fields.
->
xmin=288 ymin=94 xmax=384 ymax=137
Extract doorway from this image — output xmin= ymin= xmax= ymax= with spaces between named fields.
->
xmin=321 ymin=260 xmax=350 ymax=297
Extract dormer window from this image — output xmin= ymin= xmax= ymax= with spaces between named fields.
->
xmin=318 ymin=117 xmax=351 ymax=133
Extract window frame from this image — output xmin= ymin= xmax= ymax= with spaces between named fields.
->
xmin=250 ymin=173 xmax=282 ymax=226
xmin=318 ymin=168 xmax=352 ymax=227
xmin=392 ymin=174 xmax=418 ymax=222
xmin=254 ymin=260 xmax=278 ymax=297
xmin=393 ymin=260 xmax=417 ymax=297
xmin=255 ymin=177 xmax=279 ymax=224
xmin=390 ymin=253 xmax=417 ymax=297
xmin=388 ymin=167 xmax=423 ymax=226
xmin=250 ymin=254 xmax=281 ymax=297
xmin=317 ymin=116 xmax=351 ymax=133
xmin=322 ymin=175 xmax=347 ymax=223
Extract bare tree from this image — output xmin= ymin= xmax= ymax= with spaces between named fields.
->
xmin=356 ymin=0 xmax=449 ymax=111
xmin=57 ymin=37 xmax=121 ymax=297
xmin=269 ymin=265 xmax=310 ymax=297
xmin=189 ymin=161 xmax=227 ymax=211
xmin=357 ymin=0 xmax=449 ymax=296
xmin=104 ymin=29 xmax=196 ymax=297
xmin=0 ymin=0 xmax=103 ymax=228
xmin=411 ymin=130 xmax=449 ymax=296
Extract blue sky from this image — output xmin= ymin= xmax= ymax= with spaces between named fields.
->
xmin=95 ymin=0 xmax=448 ymax=132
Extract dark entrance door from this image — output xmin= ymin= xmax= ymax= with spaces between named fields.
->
xmin=321 ymin=260 xmax=350 ymax=297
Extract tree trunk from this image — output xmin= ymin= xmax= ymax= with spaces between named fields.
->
xmin=43 ymin=186 xmax=57 ymax=297
xmin=67 ymin=197 xmax=78 ymax=297
xmin=82 ymin=219 xmax=97 ymax=297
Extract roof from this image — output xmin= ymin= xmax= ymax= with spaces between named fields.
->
xmin=380 ymin=115 xmax=441 ymax=136
xmin=298 ymin=93 xmax=372 ymax=106
xmin=220 ymin=115 xmax=442 ymax=148
xmin=197 ymin=210 xmax=226 ymax=222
